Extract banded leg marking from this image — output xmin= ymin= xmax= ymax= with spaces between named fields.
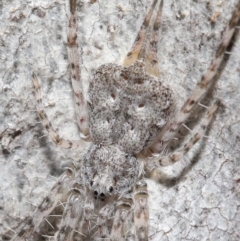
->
xmin=148 ymin=1 xmax=240 ymax=154
xmin=11 ymin=168 xmax=75 ymax=241
xmin=134 ymin=180 xmax=149 ymax=241
xmin=111 ymin=196 xmax=133 ymax=241
xmin=123 ymin=0 xmax=159 ymax=66
xmin=68 ymin=0 xmax=90 ymax=138
xmin=56 ymin=183 xmax=84 ymax=241
xmin=159 ymin=100 xmax=219 ymax=166
xmin=33 ymin=73 xmax=88 ymax=150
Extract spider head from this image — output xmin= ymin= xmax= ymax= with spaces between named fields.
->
xmin=82 ymin=145 xmax=139 ymax=202
xmin=90 ymin=174 xmax=115 ymax=202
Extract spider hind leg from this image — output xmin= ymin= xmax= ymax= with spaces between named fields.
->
xmin=123 ymin=0 xmax=164 ymax=75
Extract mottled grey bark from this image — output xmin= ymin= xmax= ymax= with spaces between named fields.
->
xmin=0 ymin=0 xmax=239 ymax=240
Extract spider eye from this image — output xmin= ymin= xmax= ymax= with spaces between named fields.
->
xmin=109 ymin=186 xmax=113 ymax=192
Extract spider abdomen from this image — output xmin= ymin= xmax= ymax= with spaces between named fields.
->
xmin=88 ymin=60 xmax=175 ymax=154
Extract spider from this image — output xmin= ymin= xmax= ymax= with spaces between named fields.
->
xmin=10 ymin=0 xmax=240 ymax=240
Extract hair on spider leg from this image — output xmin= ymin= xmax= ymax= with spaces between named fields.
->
xmin=41 ymin=234 xmax=55 ymax=240
xmin=73 ymin=229 xmax=87 ymax=238
xmin=44 ymin=218 xmax=54 ymax=230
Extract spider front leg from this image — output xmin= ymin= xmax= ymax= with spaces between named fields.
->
xmin=147 ymin=1 xmax=240 ymax=154
xmin=95 ymin=204 xmax=115 ymax=239
xmin=134 ymin=180 xmax=149 ymax=241
xmin=11 ymin=168 xmax=75 ymax=241
xmin=55 ymin=182 xmax=86 ymax=241
xmin=110 ymin=195 xmax=133 ymax=241
xmin=110 ymin=181 xmax=149 ymax=241
xmin=75 ymin=198 xmax=94 ymax=239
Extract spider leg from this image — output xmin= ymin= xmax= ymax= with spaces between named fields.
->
xmin=147 ymin=100 xmax=219 ymax=177
xmin=147 ymin=1 xmax=240 ymax=154
xmin=160 ymin=100 xmax=219 ymax=166
xmin=110 ymin=195 xmax=133 ymax=241
xmin=11 ymin=168 xmax=75 ymax=241
xmin=68 ymin=0 xmax=89 ymax=138
xmin=123 ymin=0 xmax=160 ymax=67
xmin=32 ymin=73 xmax=89 ymax=150
xmin=55 ymin=183 xmax=84 ymax=241
xmin=110 ymin=181 xmax=149 ymax=241
xmin=96 ymin=204 xmax=115 ymax=239
xmin=145 ymin=0 xmax=164 ymax=77
xmin=75 ymin=198 xmax=95 ymax=238
xmin=134 ymin=180 xmax=149 ymax=241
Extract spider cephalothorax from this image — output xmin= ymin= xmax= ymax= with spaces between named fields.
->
xmin=82 ymin=144 xmax=139 ymax=201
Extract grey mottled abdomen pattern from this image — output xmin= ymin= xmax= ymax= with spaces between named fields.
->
xmin=88 ymin=60 xmax=175 ymax=154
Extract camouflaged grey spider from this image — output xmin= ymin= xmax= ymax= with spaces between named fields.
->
xmin=11 ymin=0 xmax=240 ymax=240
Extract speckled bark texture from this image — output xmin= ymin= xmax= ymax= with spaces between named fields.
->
xmin=0 ymin=0 xmax=239 ymax=240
